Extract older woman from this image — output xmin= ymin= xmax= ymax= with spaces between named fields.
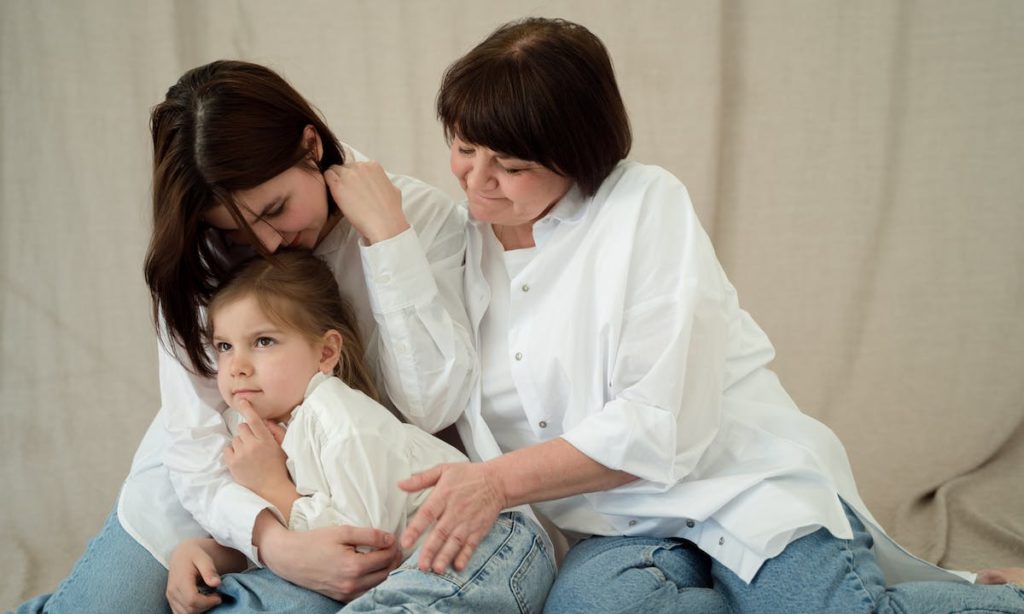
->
xmin=398 ymin=17 xmax=1024 ymax=613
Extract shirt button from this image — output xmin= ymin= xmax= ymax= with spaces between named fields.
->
xmin=521 ymin=283 xmax=530 ymax=292
xmin=378 ymin=273 xmax=391 ymax=284
xmin=686 ymin=520 xmax=695 ymax=528
xmin=514 ymin=352 xmax=523 ymax=361
xmin=628 ymin=520 xmax=637 ymax=527
xmin=538 ymin=420 xmax=548 ymax=428
xmin=718 ymin=537 xmax=725 ymax=546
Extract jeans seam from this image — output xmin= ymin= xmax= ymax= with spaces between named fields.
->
xmin=416 ymin=512 xmax=524 ymax=603
xmin=837 ymin=537 xmax=883 ymax=613
xmin=509 ymin=533 xmax=544 ymax=613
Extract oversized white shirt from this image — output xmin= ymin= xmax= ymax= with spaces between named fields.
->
xmin=457 ymin=160 xmax=972 ymax=585
xmin=223 ymin=373 xmax=466 ymax=557
xmin=118 ymin=146 xmax=475 ymax=566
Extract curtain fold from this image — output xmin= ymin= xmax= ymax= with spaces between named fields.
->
xmin=1 ymin=0 xmax=1021 ymax=605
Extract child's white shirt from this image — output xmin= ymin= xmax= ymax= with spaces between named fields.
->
xmin=224 ymin=372 xmax=467 ymax=556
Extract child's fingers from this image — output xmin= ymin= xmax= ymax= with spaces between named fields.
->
xmin=235 ymin=399 xmax=271 ymax=439
xmin=195 ymin=559 xmax=221 ymax=588
xmin=265 ymin=420 xmax=287 ymax=445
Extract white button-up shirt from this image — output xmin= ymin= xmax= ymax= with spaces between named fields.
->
xmin=118 ymin=146 xmax=475 ymax=566
xmin=223 ymin=373 xmax=466 ymax=558
xmin=457 ymin=160 xmax=972 ymax=584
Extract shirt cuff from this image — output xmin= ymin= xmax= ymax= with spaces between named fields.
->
xmin=360 ymin=227 xmax=438 ymax=314
xmin=215 ymin=486 xmax=283 ymax=566
xmin=560 ymin=400 xmax=683 ymax=486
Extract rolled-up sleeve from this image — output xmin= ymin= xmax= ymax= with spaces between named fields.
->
xmin=562 ymin=172 xmax=730 ymax=491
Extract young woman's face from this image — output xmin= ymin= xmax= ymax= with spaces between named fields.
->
xmin=212 ymin=294 xmax=325 ymax=421
xmin=205 ymin=164 xmax=329 ymax=252
xmin=449 ymin=137 xmax=572 ymax=227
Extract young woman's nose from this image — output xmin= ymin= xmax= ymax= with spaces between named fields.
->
xmin=253 ymin=221 xmax=284 ymax=253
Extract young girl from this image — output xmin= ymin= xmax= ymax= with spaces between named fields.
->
xmin=13 ymin=60 xmax=475 ymax=614
xmin=167 ymin=251 xmax=553 ymax=613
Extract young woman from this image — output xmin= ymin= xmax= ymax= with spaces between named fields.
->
xmin=395 ymin=18 xmax=1024 ymax=613
xmin=13 ymin=60 xmax=475 ymax=613
xmin=165 ymin=251 xmax=552 ymax=614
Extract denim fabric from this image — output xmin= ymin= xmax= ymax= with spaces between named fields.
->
xmin=344 ymin=511 xmax=555 ymax=613
xmin=544 ymin=534 xmax=730 ymax=614
xmin=546 ymin=502 xmax=1024 ymax=614
xmin=710 ymin=502 xmax=1024 ymax=614
xmin=7 ymin=506 xmax=171 ymax=614
xmin=212 ymin=568 xmax=343 ymax=613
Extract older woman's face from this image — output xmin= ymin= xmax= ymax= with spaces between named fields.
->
xmin=450 ymin=137 xmax=571 ymax=227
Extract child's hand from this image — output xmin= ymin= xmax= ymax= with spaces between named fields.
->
xmin=225 ymin=398 xmax=292 ymax=494
xmin=166 ymin=538 xmax=223 ymax=614
xmin=225 ymin=399 xmax=300 ymax=521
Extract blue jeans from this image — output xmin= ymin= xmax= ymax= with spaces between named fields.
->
xmin=546 ymin=503 xmax=1024 ymax=614
xmin=8 ymin=506 xmax=171 ymax=614
xmin=7 ymin=505 xmax=343 ymax=614
xmin=344 ymin=511 xmax=555 ymax=613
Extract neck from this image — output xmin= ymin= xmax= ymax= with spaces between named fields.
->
xmin=492 ymin=222 xmax=536 ymax=251
xmin=314 ymin=208 xmax=342 ymax=247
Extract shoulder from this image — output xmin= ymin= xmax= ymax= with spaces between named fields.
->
xmin=599 ymin=161 xmax=689 ymax=200
xmin=588 ymin=161 xmax=699 ymax=234
xmin=302 ymin=376 xmax=402 ymax=434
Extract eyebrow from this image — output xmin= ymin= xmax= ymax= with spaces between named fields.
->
xmin=211 ymin=327 xmax=283 ymax=343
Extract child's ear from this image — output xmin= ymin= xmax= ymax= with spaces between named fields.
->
xmin=319 ymin=330 xmax=343 ymax=375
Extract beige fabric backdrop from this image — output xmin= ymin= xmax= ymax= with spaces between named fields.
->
xmin=2 ymin=0 xmax=1022 ymax=607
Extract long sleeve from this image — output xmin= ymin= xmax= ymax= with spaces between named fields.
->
xmin=158 ymin=339 xmax=274 ymax=562
xmin=361 ymin=174 xmax=476 ymax=433
xmin=287 ymin=431 xmax=412 ymax=537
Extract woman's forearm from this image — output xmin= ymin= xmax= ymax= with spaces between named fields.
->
xmin=485 ymin=437 xmax=637 ymax=508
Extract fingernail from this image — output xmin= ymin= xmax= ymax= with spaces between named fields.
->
xmin=382 ymin=534 xmax=393 ymax=546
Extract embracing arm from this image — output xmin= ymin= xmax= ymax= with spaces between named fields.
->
xmin=159 ymin=339 xmax=277 ymax=562
xmin=159 ymin=341 xmax=400 ymax=599
xmin=400 ymin=169 xmax=732 ymax=573
xmin=398 ymin=438 xmax=636 ymax=572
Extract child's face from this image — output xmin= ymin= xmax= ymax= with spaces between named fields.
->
xmin=212 ymin=294 xmax=325 ymax=421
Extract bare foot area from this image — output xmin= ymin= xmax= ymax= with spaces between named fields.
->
xmin=975 ymin=567 xmax=1024 ymax=586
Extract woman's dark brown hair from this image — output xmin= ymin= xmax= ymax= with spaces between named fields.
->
xmin=145 ymin=60 xmax=345 ymax=377
xmin=437 ymin=17 xmax=631 ymax=197
xmin=207 ymin=251 xmax=379 ymax=402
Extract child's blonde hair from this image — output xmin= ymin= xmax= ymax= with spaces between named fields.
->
xmin=207 ymin=251 xmax=379 ymax=402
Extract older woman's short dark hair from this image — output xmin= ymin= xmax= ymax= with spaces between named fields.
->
xmin=437 ymin=18 xmax=632 ymax=198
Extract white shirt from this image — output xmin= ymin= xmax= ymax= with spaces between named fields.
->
xmin=118 ymin=145 xmax=475 ymax=566
xmin=223 ymin=373 xmax=466 ymax=557
xmin=458 ymin=160 xmax=972 ymax=584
